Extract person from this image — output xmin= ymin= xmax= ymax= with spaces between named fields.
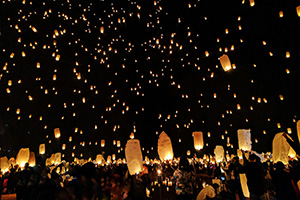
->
xmin=227 ymin=156 xmax=245 ymax=200
xmin=172 ymin=157 xmax=195 ymax=200
xmin=270 ymin=161 xmax=297 ymax=200
xmin=127 ymin=165 xmax=150 ymax=200
xmin=0 ymin=172 xmax=3 ymax=200
xmin=240 ymin=152 xmax=266 ymax=200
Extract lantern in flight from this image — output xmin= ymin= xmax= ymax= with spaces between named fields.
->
xmin=125 ymin=139 xmax=143 ymax=175
xmin=16 ymin=148 xmax=30 ymax=168
xmin=237 ymin=129 xmax=252 ymax=151
xmin=219 ymin=54 xmax=232 ymax=71
xmin=39 ymin=144 xmax=45 ymax=155
xmin=54 ymin=128 xmax=61 ymax=138
xmin=193 ymin=131 xmax=204 ymax=151
xmin=157 ymin=131 xmax=174 ymax=161
xmin=272 ymin=133 xmax=290 ymax=165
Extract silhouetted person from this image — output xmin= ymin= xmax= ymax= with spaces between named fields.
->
xmin=270 ymin=161 xmax=297 ymax=200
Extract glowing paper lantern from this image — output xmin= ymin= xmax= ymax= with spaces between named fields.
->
xmin=28 ymin=152 xmax=36 ymax=167
xmin=289 ymin=147 xmax=296 ymax=159
xmin=54 ymin=128 xmax=61 ymax=138
xmin=16 ymin=148 xmax=30 ymax=168
xmin=117 ymin=140 xmax=121 ymax=147
xmin=240 ymin=174 xmax=250 ymax=198
xmin=214 ymin=145 xmax=224 ymax=162
xmin=237 ymin=129 xmax=251 ymax=151
xmin=219 ymin=54 xmax=232 ymax=71
xmin=8 ymin=157 xmax=16 ymax=166
xmin=193 ymin=131 xmax=204 ymax=151
xmin=297 ymin=6 xmax=300 ymax=17
xmin=0 ymin=157 xmax=9 ymax=173
xmin=55 ymin=153 xmax=61 ymax=164
xmin=107 ymin=155 xmax=112 ymax=164
xmin=101 ymin=140 xmax=105 ymax=147
xmin=249 ymin=0 xmax=255 ymax=7
xmin=157 ymin=131 xmax=174 ymax=161
xmin=39 ymin=144 xmax=45 ymax=155
xmin=125 ymin=139 xmax=143 ymax=175
xmin=45 ymin=158 xmax=51 ymax=166
xmin=96 ymin=154 xmax=104 ymax=164
xmin=297 ymin=120 xmax=300 ymax=143
xmin=272 ymin=133 xmax=290 ymax=165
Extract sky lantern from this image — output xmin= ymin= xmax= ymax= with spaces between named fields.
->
xmin=193 ymin=131 xmax=204 ymax=151
xmin=297 ymin=6 xmax=300 ymax=17
xmin=272 ymin=133 xmax=290 ymax=165
xmin=0 ymin=157 xmax=9 ymax=173
xmin=54 ymin=128 xmax=61 ymax=138
xmin=214 ymin=145 xmax=224 ymax=162
xmin=157 ymin=131 xmax=174 ymax=161
xmin=16 ymin=148 xmax=30 ymax=168
xmin=55 ymin=152 xmax=61 ymax=164
xmin=130 ymin=132 xmax=134 ymax=139
xmin=101 ymin=140 xmax=105 ymax=147
xmin=297 ymin=120 xmax=300 ymax=143
xmin=39 ymin=144 xmax=45 ymax=154
xmin=249 ymin=0 xmax=255 ymax=7
xmin=237 ymin=129 xmax=251 ymax=151
xmin=125 ymin=139 xmax=143 ymax=175
xmin=219 ymin=54 xmax=232 ymax=71
xmin=240 ymin=174 xmax=250 ymax=198
xmin=117 ymin=140 xmax=121 ymax=147
xmin=62 ymin=144 xmax=66 ymax=150
xmin=100 ymin=27 xmax=104 ymax=33
xmin=28 ymin=152 xmax=36 ymax=167
xmin=96 ymin=154 xmax=104 ymax=165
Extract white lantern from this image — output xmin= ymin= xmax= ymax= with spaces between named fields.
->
xmin=8 ymin=157 xmax=16 ymax=166
xmin=272 ymin=133 xmax=290 ymax=165
xmin=157 ymin=131 xmax=174 ymax=161
xmin=193 ymin=131 xmax=204 ymax=151
xmin=297 ymin=120 xmax=300 ymax=144
xmin=54 ymin=128 xmax=61 ymax=138
xmin=125 ymin=139 xmax=143 ymax=175
xmin=0 ymin=157 xmax=9 ymax=173
xmin=237 ymin=129 xmax=251 ymax=151
xmin=240 ymin=174 xmax=250 ymax=198
xmin=55 ymin=152 xmax=61 ymax=165
xmin=96 ymin=154 xmax=104 ymax=164
xmin=219 ymin=54 xmax=232 ymax=71
xmin=39 ymin=144 xmax=46 ymax=155
xmin=214 ymin=145 xmax=224 ymax=163
xmin=16 ymin=148 xmax=30 ymax=168
xmin=28 ymin=152 xmax=36 ymax=167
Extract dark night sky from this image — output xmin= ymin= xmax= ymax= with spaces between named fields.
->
xmin=0 ymin=0 xmax=300 ymax=160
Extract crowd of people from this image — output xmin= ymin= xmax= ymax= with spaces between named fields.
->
xmin=0 ymin=149 xmax=299 ymax=200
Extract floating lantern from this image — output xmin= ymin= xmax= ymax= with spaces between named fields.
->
xmin=54 ymin=128 xmax=61 ymax=138
xmin=193 ymin=131 xmax=204 ymax=151
xmin=214 ymin=145 xmax=224 ymax=162
xmin=96 ymin=154 xmax=104 ymax=164
xmin=28 ymin=152 xmax=36 ymax=167
xmin=55 ymin=152 xmax=61 ymax=165
xmin=117 ymin=140 xmax=121 ymax=147
xmin=187 ymin=150 xmax=191 ymax=156
xmin=0 ymin=157 xmax=9 ymax=173
xmin=39 ymin=144 xmax=45 ymax=155
xmin=130 ymin=132 xmax=134 ymax=139
xmin=16 ymin=148 xmax=30 ymax=168
xmin=157 ymin=131 xmax=174 ymax=161
xmin=297 ymin=6 xmax=300 ymax=17
xmin=62 ymin=144 xmax=66 ymax=150
xmin=219 ymin=54 xmax=232 ymax=71
xmin=272 ymin=133 xmax=290 ymax=165
xmin=125 ymin=139 xmax=143 ymax=175
xmin=101 ymin=140 xmax=105 ymax=147
xmin=249 ymin=0 xmax=255 ymax=7
xmin=237 ymin=129 xmax=251 ymax=151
